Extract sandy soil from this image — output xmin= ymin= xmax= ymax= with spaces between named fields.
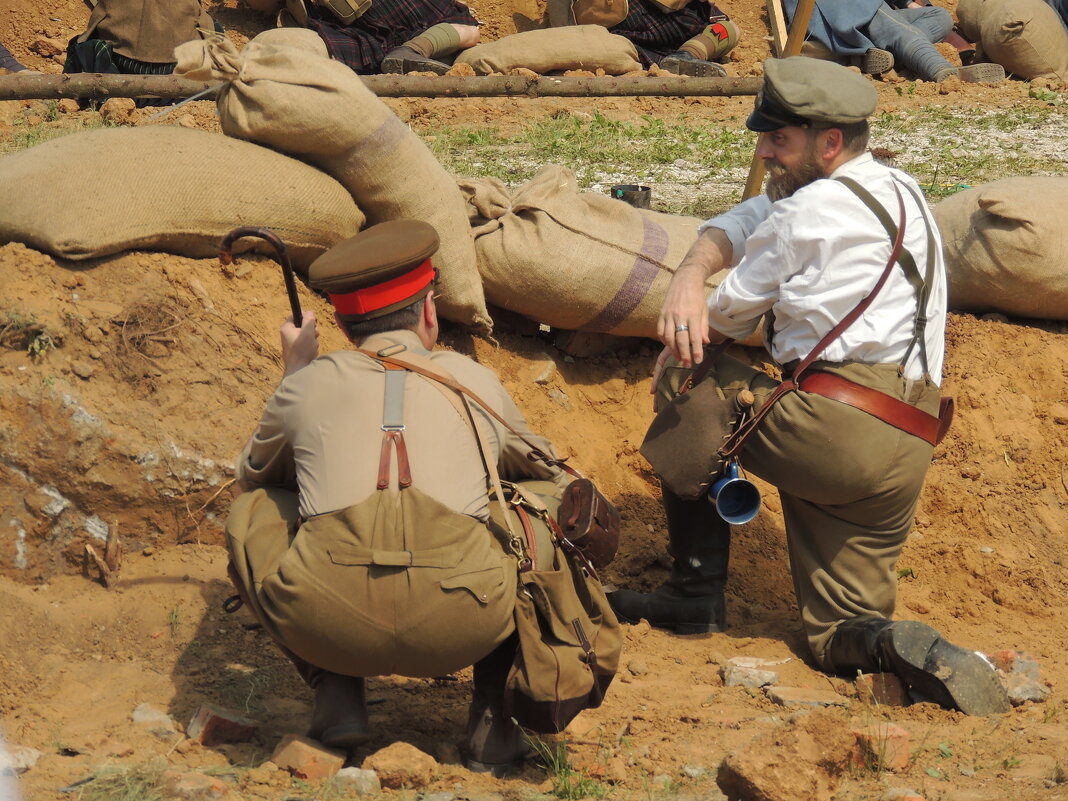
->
xmin=1 ymin=1 xmax=1067 ymax=801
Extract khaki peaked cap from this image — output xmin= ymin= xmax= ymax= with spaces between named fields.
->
xmin=747 ymin=56 xmax=878 ymax=132
xmin=309 ymin=220 xmax=440 ymax=320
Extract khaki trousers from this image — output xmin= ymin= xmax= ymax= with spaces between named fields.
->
xmin=659 ymin=355 xmax=939 ymax=668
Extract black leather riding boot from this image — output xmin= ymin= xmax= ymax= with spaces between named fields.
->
xmin=825 ymin=616 xmax=1010 ymax=716
xmin=608 ymin=487 xmax=730 ymax=634
xmin=465 ymin=633 xmax=526 ymax=777
xmin=306 ymin=672 xmax=371 ymax=749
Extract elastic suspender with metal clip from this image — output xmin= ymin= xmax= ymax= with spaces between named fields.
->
xmin=377 ymin=366 xmax=412 ymax=490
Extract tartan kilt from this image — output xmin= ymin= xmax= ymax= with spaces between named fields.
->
xmin=308 ymin=0 xmax=480 ymax=74
xmin=610 ymin=0 xmax=726 ymax=66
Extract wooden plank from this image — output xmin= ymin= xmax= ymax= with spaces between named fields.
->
xmin=766 ymin=0 xmax=789 ymax=57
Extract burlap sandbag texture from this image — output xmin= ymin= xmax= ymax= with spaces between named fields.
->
xmin=227 ymin=487 xmax=517 ymax=678
xmin=460 ymin=166 xmax=726 ymax=338
xmin=958 ymin=0 xmax=1068 ymax=80
xmin=933 ymin=176 xmax=1068 ymax=320
xmin=455 ymin=26 xmax=642 ymax=75
xmin=175 ymin=29 xmax=490 ymax=331
xmin=0 ymin=126 xmax=364 ymax=266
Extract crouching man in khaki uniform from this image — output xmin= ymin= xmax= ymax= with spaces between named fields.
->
xmin=225 ymin=220 xmax=569 ymax=774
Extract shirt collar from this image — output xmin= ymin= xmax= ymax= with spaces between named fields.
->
xmin=357 ymin=329 xmax=428 ymax=358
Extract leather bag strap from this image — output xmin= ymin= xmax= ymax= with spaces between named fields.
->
xmin=356 ymin=348 xmax=583 ymax=480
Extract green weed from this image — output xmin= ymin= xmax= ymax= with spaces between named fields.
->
xmin=526 ymin=734 xmax=609 ymax=800
xmin=167 ymin=606 xmax=181 ymax=637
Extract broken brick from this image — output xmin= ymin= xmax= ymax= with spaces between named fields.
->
xmin=856 ymin=673 xmax=909 ymax=706
xmin=186 ymin=704 xmax=259 ymax=747
xmin=852 ymin=723 xmax=910 ymax=772
xmin=270 ymin=734 xmax=345 ymax=781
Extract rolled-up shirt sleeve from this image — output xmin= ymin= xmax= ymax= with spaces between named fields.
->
xmin=698 ymin=195 xmax=773 ymax=267
xmin=706 ymin=210 xmax=796 ymax=339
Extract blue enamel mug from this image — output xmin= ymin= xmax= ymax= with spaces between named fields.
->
xmin=708 ymin=461 xmax=761 ymax=525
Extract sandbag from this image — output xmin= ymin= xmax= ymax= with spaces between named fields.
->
xmin=455 ymin=26 xmax=642 ymax=75
xmin=933 ymin=176 xmax=1068 ymax=320
xmin=460 ymin=166 xmax=727 ymax=338
xmin=970 ymin=0 xmax=1068 ymax=80
xmin=175 ymin=29 xmax=491 ymax=332
xmin=0 ymin=126 xmax=364 ymax=266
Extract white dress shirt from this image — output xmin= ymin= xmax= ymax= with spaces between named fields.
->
xmin=700 ymin=152 xmax=947 ymax=383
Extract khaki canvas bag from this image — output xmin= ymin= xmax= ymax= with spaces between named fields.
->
xmin=934 ymin=176 xmax=1068 ymax=320
xmin=0 ymin=126 xmax=364 ymax=267
xmin=175 ymin=29 xmax=490 ymax=332
xmin=455 ymin=27 xmax=641 ymax=75
xmin=284 ymin=0 xmax=372 ymax=27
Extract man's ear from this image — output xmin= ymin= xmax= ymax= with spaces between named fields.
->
xmin=821 ymin=128 xmax=846 ymax=162
xmin=423 ymin=292 xmax=438 ymax=327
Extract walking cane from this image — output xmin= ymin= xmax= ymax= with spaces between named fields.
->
xmin=218 ymin=226 xmax=303 ymax=327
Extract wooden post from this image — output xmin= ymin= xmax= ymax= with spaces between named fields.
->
xmin=0 ymin=72 xmax=762 ymax=102
xmin=741 ymin=0 xmax=817 ymax=200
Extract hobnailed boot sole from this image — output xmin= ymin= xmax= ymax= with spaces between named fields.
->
xmin=860 ymin=48 xmax=894 ymax=75
xmin=883 ymin=621 xmax=1010 ymax=716
xmin=658 ymin=56 xmax=727 ymax=78
xmin=608 ymin=589 xmax=725 ymax=634
xmin=957 ymin=62 xmax=1005 ymax=83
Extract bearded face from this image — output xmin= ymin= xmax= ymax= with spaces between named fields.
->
xmin=764 ymin=137 xmax=828 ymax=202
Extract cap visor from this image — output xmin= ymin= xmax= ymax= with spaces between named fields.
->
xmin=746 ymin=108 xmax=785 ymax=132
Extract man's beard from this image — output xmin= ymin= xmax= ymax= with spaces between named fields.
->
xmin=765 ymin=146 xmax=827 ymax=202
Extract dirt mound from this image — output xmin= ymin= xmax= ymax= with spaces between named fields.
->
xmin=1 ymin=1 xmax=1067 ymax=800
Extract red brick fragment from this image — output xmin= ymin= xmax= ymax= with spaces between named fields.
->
xmin=856 ymin=672 xmax=909 ymax=706
xmin=186 ymin=703 xmax=259 ymax=746
xmin=271 ymin=734 xmax=345 ymax=781
xmin=852 ymin=723 xmax=910 ymax=771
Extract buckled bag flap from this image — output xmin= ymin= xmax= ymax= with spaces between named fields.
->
xmin=505 ymin=546 xmax=621 ymax=733
xmin=572 ymin=0 xmax=630 ymax=28
xmin=558 ymin=478 xmax=620 ymax=569
xmin=316 ymin=0 xmax=372 ymax=24
xmin=639 ymin=376 xmax=736 ymax=500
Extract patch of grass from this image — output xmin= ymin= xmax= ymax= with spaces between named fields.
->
xmin=71 ymin=763 xmax=166 ymax=801
xmin=527 ymin=735 xmax=609 ymax=800
xmin=167 ymin=605 xmax=181 ymax=637
xmin=1 ymin=117 xmax=104 ymax=155
xmin=217 ymin=664 xmax=280 ymax=715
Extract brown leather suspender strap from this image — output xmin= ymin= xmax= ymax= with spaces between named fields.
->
xmin=718 ymin=182 xmax=908 ymax=460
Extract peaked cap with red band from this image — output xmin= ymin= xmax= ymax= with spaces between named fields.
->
xmin=309 ymin=220 xmax=439 ymax=321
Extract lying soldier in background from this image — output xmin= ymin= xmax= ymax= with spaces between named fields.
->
xmin=249 ymin=0 xmax=480 ymax=74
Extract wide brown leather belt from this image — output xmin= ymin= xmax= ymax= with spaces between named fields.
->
xmin=798 ymin=371 xmax=950 ymax=447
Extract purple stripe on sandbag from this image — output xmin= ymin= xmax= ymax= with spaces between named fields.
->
xmin=351 ymin=115 xmax=409 ymax=169
xmin=579 ymin=214 xmax=668 ymax=332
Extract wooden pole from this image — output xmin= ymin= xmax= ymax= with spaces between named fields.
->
xmin=0 ymin=72 xmax=762 ymax=102
xmin=740 ymin=0 xmax=817 ymax=200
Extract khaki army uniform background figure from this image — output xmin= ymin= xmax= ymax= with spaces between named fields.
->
xmin=225 ymin=220 xmax=569 ymax=774
xmin=65 ymin=0 xmax=218 ymax=76
xmin=611 ymin=57 xmax=1010 ymax=717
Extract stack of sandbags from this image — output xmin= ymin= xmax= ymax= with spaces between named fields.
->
xmin=933 ymin=176 xmax=1068 ymax=319
xmin=957 ymin=0 xmax=1068 ymax=81
xmin=461 ymin=166 xmax=728 ymax=338
xmin=0 ymin=126 xmax=364 ymax=266
xmin=175 ymin=29 xmax=491 ymax=332
xmin=454 ymin=26 xmax=642 ymax=75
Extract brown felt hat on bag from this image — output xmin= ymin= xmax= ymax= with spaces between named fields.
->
xmin=309 ymin=220 xmax=439 ymax=321
xmin=747 ymin=56 xmax=878 ymax=132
